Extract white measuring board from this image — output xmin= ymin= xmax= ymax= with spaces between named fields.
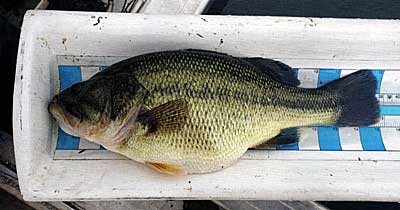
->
xmin=52 ymin=57 xmax=400 ymax=159
xmin=14 ymin=11 xmax=400 ymax=201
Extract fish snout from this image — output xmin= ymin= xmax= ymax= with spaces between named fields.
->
xmin=48 ymin=96 xmax=63 ymax=118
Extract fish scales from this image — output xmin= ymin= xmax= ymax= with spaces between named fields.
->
xmin=109 ymin=51 xmax=337 ymax=173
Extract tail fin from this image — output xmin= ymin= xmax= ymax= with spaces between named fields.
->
xmin=321 ymin=70 xmax=380 ymax=126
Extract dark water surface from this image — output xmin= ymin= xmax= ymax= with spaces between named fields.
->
xmin=206 ymin=0 xmax=400 ymax=19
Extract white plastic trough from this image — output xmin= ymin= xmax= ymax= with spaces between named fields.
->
xmin=14 ymin=10 xmax=400 ymax=201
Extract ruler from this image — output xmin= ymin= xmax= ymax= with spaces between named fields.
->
xmin=372 ymin=116 xmax=400 ymax=127
xmin=373 ymin=93 xmax=400 ymax=127
xmin=377 ymin=93 xmax=400 ymax=106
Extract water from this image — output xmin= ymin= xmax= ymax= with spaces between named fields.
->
xmin=205 ymin=0 xmax=400 ymax=19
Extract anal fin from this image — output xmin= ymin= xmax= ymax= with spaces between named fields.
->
xmin=253 ymin=127 xmax=300 ymax=149
xmin=146 ymin=162 xmax=187 ymax=175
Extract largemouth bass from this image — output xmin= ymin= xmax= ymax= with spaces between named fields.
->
xmin=48 ymin=49 xmax=379 ymax=174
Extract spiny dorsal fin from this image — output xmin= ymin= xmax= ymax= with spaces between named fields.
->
xmin=182 ymin=48 xmax=230 ymax=56
xmin=253 ymin=127 xmax=300 ymax=149
xmin=137 ymin=99 xmax=189 ymax=136
xmin=243 ymin=58 xmax=300 ymax=87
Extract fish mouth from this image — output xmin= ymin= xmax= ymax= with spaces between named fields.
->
xmin=48 ymin=97 xmax=81 ymax=137
xmin=48 ymin=97 xmax=63 ymax=121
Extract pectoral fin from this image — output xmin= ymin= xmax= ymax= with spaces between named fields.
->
xmin=146 ymin=162 xmax=187 ymax=175
xmin=137 ymin=99 xmax=189 ymax=136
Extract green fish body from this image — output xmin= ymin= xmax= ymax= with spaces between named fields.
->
xmin=49 ymin=50 xmax=380 ymax=174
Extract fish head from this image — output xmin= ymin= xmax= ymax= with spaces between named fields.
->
xmin=48 ymin=79 xmax=112 ymax=138
xmin=48 ymin=74 xmax=148 ymax=145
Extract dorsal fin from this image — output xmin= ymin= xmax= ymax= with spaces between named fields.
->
xmin=243 ymin=58 xmax=300 ymax=87
xmin=182 ymin=49 xmax=300 ymax=87
xmin=182 ymin=48 xmax=230 ymax=56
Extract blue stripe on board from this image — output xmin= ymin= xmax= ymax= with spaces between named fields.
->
xmin=100 ymin=66 xmax=108 ymax=71
xmin=317 ymin=69 xmax=341 ymax=87
xmin=318 ymin=127 xmax=342 ymax=151
xmin=56 ymin=128 xmax=81 ymax=150
xmin=359 ymin=127 xmax=385 ymax=151
xmin=370 ymin=70 xmax=384 ymax=93
xmin=380 ymin=106 xmax=400 ymax=115
xmin=58 ymin=66 xmax=82 ymax=90
xmin=57 ymin=66 xmax=82 ymax=150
